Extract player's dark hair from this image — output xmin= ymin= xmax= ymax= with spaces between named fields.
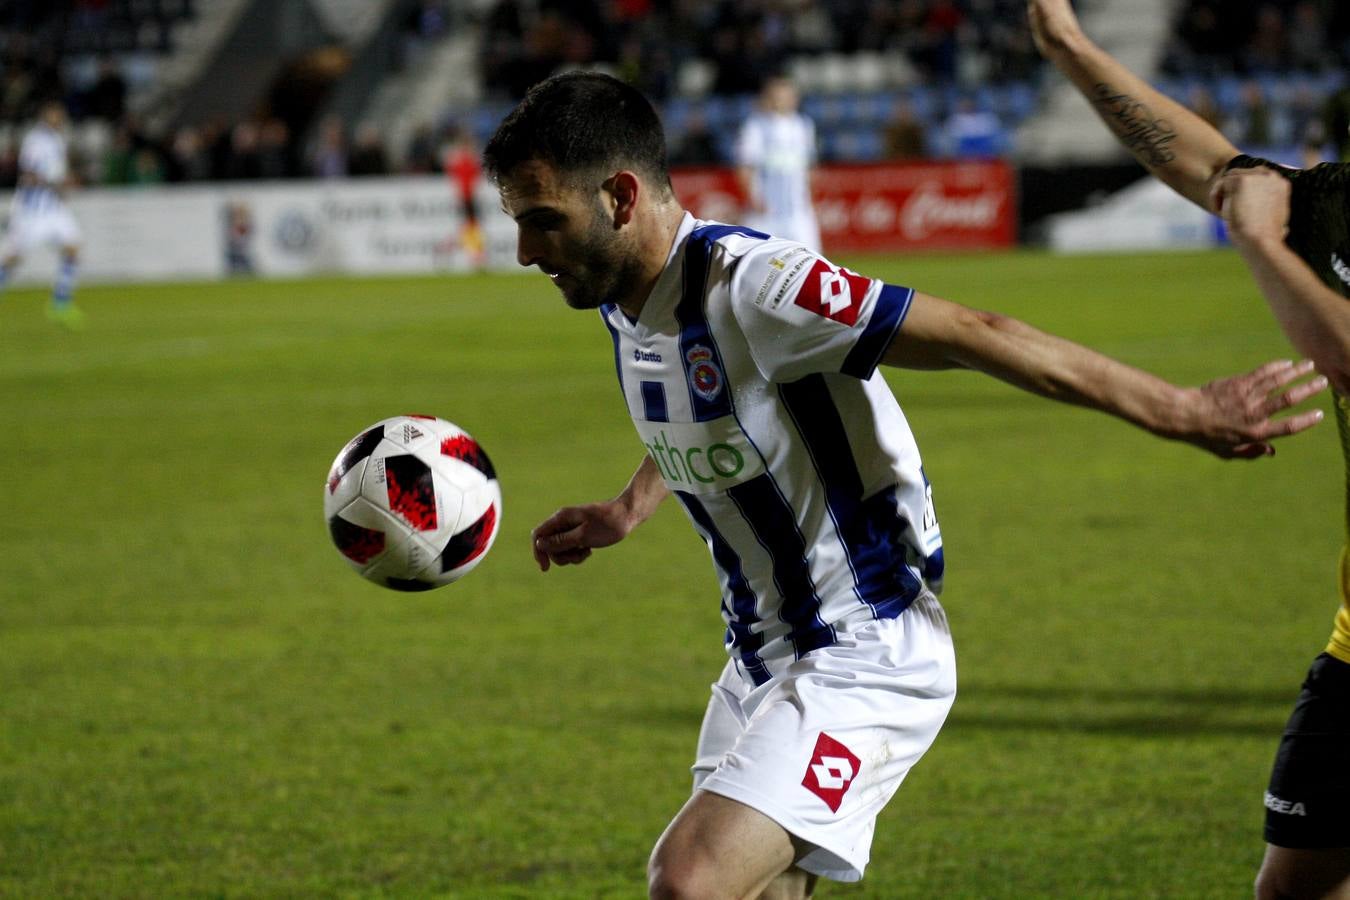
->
xmin=483 ymin=71 xmax=672 ymax=192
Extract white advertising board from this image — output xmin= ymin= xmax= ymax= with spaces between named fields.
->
xmin=1 ymin=176 xmax=521 ymax=285
xmin=1045 ymin=177 xmax=1222 ymax=253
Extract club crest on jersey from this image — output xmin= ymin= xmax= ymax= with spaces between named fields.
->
xmin=793 ymin=259 xmax=872 ymax=326
xmin=685 ymin=344 xmax=723 ymax=401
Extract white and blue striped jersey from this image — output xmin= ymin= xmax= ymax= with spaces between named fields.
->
xmin=601 ymin=214 xmax=944 ymax=685
xmin=15 ymin=123 xmax=69 ymax=215
xmin=735 ymin=110 xmax=817 ymax=231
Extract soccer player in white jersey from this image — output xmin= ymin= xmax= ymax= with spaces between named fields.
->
xmin=483 ymin=72 xmax=1326 ymax=899
xmin=735 ymin=76 xmax=822 ymax=252
xmin=0 ymin=101 xmax=84 ymax=328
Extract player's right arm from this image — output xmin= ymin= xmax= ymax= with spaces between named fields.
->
xmin=530 ymin=455 xmax=670 ymax=571
xmin=884 ymin=290 xmax=1327 ymax=459
xmin=1027 ymin=0 xmax=1240 ymax=211
xmin=1214 ymin=167 xmax=1350 ymax=393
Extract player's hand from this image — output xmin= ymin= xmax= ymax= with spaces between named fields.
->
xmin=530 ymin=501 xmax=632 ymax=571
xmin=1183 ymin=359 xmax=1327 ymax=459
xmin=1027 ymin=0 xmax=1087 ymax=60
xmin=1209 ymin=167 xmax=1292 ymax=247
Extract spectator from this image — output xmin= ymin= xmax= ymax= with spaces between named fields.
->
xmin=223 ymin=121 xmax=263 ymax=181
xmin=129 ymin=147 xmax=165 ymax=186
xmin=1229 ymin=80 xmax=1272 ymax=147
xmin=941 ymin=96 xmax=1004 ymax=158
xmin=668 ymin=109 xmax=722 ymax=166
xmin=307 ymin=115 xmax=347 ymax=178
xmin=1187 ymin=84 xmax=1224 ymax=132
xmin=1324 ymin=86 xmax=1350 ymax=162
xmin=883 ymin=99 xmax=929 ymax=160
xmin=166 ymin=125 xmax=212 ymax=183
xmin=401 ymin=0 xmax=450 ymax=67
xmin=257 ymin=119 xmax=292 ymax=180
xmin=403 ymin=123 xmax=441 ymax=174
xmin=919 ymin=0 xmax=965 ymax=81
xmin=348 ymin=123 xmax=389 ymax=176
xmin=1286 ymin=1 xmax=1324 ymax=72
xmin=85 ymin=57 xmax=126 ymax=122
xmin=101 ymin=122 xmax=135 ymax=184
xmin=1244 ymin=4 xmax=1288 ymax=73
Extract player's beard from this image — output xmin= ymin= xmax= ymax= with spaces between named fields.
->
xmin=555 ymin=202 xmax=642 ymax=311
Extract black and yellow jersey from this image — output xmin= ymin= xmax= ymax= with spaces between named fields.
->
xmin=1228 ymin=155 xmax=1350 ymax=663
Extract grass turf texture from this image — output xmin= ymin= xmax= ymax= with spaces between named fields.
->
xmin=0 ymin=249 xmax=1339 ymax=898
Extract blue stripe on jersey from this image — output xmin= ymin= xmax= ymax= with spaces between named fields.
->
xmin=18 ymin=186 xmax=56 ymax=212
xmin=599 ymin=305 xmax=625 ymax=397
xmin=725 ymin=474 xmax=835 ymax=659
xmin=675 ymin=490 xmax=771 ymax=685
xmin=780 ymin=374 xmax=924 ymax=620
xmin=640 ymin=381 xmax=668 ymax=422
xmin=676 ymin=225 xmax=768 ymax=422
xmin=924 ymin=546 xmax=945 ymax=586
xmin=841 ymin=283 xmax=914 ymax=379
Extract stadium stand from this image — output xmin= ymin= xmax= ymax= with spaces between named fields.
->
xmin=2 ymin=0 xmax=1348 ymax=192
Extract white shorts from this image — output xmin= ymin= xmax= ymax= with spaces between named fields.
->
xmin=2 ymin=205 xmax=82 ymax=257
xmin=691 ymin=592 xmax=956 ymax=882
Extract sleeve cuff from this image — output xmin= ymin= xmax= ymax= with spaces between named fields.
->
xmin=841 ymin=283 xmax=914 ymax=379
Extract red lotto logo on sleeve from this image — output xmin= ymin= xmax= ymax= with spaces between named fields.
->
xmin=793 ymin=260 xmax=871 ymax=326
xmin=801 ymin=732 xmax=862 ymax=813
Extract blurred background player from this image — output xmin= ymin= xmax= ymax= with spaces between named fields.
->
xmin=734 ymin=74 xmax=821 ymax=252
xmin=0 ymin=100 xmax=84 ymax=328
xmin=443 ymin=124 xmax=484 ymax=268
xmin=1027 ymin=1 xmax=1350 ymax=897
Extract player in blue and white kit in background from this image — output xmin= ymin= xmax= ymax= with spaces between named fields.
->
xmin=0 ymin=101 xmax=84 ymax=328
xmin=736 ymin=75 xmax=822 ymax=252
xmin=484 ymin=72 xmax=1326 ymax=899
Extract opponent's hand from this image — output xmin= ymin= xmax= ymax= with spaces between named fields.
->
xmin=530 ymin=501 xmax=633 ymax=571
xmin=1209 ymin=167 xmax=1292 ymax=247
xmin=1027 ymin=0 xmax=1087 ymax=60
xmin=1182 ymin=359 xmax=1326 ymax=459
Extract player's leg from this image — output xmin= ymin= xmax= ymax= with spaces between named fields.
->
xmin=648 ymin=790 xmax=813 ymax=899
xmin=0 ymin=217 xmax=27 ymax=296
xmin=44 ymin=205 xmax=84 ymax=326
xmin=759 ymin=868 xmax=817 ymax=900
xmin=670 ymin=595 xmax=956 ymax=898
xmin=1255 ymin=845 xmax=1350 ymax=899
xmin=1256 ymin=653 xmax=1350 ymax=899
xmin=47 ymin=242 xmax=84 ymax=328
xmin=0 ymin=252 xmax=18 ymax=295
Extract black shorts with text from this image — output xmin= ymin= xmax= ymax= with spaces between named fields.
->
xmin=1264 ymin=653 xmax=1350 ymax=849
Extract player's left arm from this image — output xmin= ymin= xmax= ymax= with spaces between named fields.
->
xmin=1027 ymin=0 xmax=1240 ymax=211
xmin=883 ymin=291 xmax=1327 ymax=458
xmin=1213 ymin=167 xmax=1350 ymax=394
xmin=530 ymin=455 xmax=670 ymax=571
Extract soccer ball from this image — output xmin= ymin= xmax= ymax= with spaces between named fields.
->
xmin=324 ymin=415 xmax=501 ymax=591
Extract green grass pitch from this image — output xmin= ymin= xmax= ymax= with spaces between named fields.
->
xmin=0 ymin=249 xmax=1340 ymax=898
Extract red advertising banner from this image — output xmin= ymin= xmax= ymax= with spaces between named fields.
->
xmin=671 ymin=160 xmax=1015 ymax=254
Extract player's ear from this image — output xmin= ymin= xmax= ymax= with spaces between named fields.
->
xmin=603 ymin=171 xmax=640 ymax=227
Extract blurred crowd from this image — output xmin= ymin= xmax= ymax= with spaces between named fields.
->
xmin=1163 ymin=0 xmax=1350 ymax=76
xmin=482 ymin=0 xmax=1040 ymax=101
xmin=0 ymin=111 xmax=468 ymax=189
xmin=2 ymin=0 xmax=1349 ymax=190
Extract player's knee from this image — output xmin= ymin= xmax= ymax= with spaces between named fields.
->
xmin=1254 ymin=857 xmax=1346 ymax=900
xmin=647 ymin=844 xmax=722 ymax=900
xmin=1255 ymin=864 xmax=1287 ymax=900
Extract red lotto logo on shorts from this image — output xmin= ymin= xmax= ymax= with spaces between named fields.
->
xmin=802 ymin=732 xmax=861 ymax=813
xmin=793 ymin=260 xmax=871 ymax=326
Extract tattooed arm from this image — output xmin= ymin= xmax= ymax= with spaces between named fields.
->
xmin=1027 ymin=0 xmax=1240 ymax=211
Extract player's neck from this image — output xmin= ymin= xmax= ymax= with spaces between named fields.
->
xmin=615 ymin=202 xmax=686 ymax=320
